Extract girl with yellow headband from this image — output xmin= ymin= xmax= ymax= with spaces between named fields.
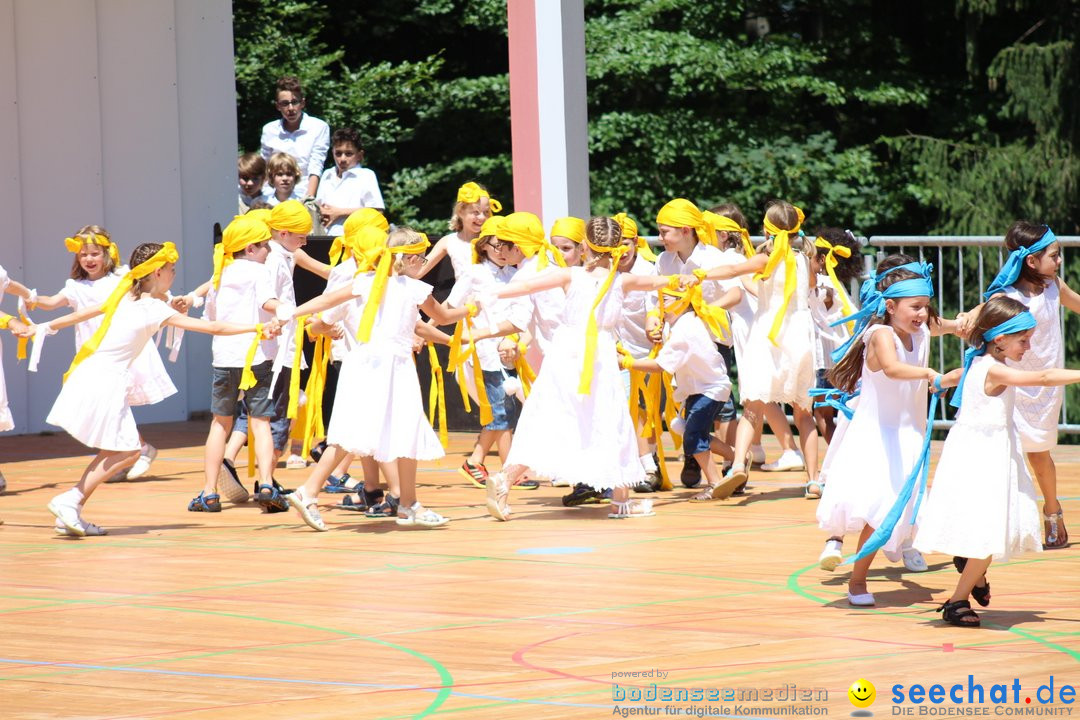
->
xmin=550 ymin=216 xmax=585 ymax=267
xmin=698 ymin=200 xmax=821 ymax=496
xmin=418 ymin=181 xmax=498 ymax=281
xmin=31 ymin=225 xmax=175 ymax=483
xmin=29 ymin=242 xmax=273 ymax=537
xmin=479 ymin=217 xmax=692 ymax=521
xmin=283 ymin=227 xmax=475 ymax=530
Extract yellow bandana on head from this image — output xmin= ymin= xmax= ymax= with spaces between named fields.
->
xmin=499 ymin=212 xmax=566 ymax=270
xmin=703 ymin=211 xmax=754 ymax=258
xmin=550 ymin=216 xmax=585 ymax=244
xmin=331 ymin=208 xmax=389 ymax=266
xmin=757 ymin=205 xmax=806 ymax=345
xmin=246 ymin=208 xmax=272 ymax=224
xmin=578 ymin=237 xmax=631 ymax=395
xmin=613 ymin=212 xmax=658 ymax=262
xmin=472 ymin=215 xmax=504 ymax=264
xmin=660 ymin=284 xmax=730 ymax=343
xmin=457 ymin=181 xmax=502 ymax=214
xmin=814 ymin=236 xmax=855 ymax=329
xmin=63 ymin=242 xmax=180 ymax=382
xmin=655 ymin=199 xmax=714 ymax=249
xmin=356 ymin=232 xmax=432 ymax=343
xmin=270 ymin=199 xmax=313 ymax=235
xmin=213 ymin=215 xmax=271 ymax=289
xmin=351 ymin=226 xmax=390 ymax=274
xmin=64 ymin=233 xmax=121 ymax=267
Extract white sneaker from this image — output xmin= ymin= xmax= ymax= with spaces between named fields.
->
xmin=48 ymin=497 xmax=86 ymax=537
xmin=749 ymin=445 xmax=767 ymax=467
xmin=55 ymin=518 xmax=107 ymax=536
xmin=760 ymin=449 xmax=805 ymax=472
xmin=819 ymin=539 xmax=843 ymax=571
xmin=285 ymin=453 xmax=308 ymax=469
xmin=550 ymin=477 xmax=572 ymax=487
xmin=126 ymin=444 xmax=158 ymax=480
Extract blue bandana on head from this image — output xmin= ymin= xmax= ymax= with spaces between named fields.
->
xmin=983 ymin=228 xmax=1056 ymax=299
xmin=949 ymin=310 xmax=1038 ymax=409
xmin=829 ymin=262 xmax=935 ymax=364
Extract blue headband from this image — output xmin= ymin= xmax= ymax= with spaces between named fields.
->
xmin=829 ymin=264 xmax=935 ymax=364
xmin=949 ymin=310 xmax=1037 ymax=409
xmin=983 ymin=228 xmax=1056 ymax=299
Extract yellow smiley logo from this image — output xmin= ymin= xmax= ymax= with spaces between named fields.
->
xmin=848 ymin=679 xmax=876 ymax=708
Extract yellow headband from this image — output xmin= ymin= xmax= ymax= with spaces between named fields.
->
xmin=550 ymin=216 xmax=585 ymax=244
xmin=356 ymin=233 xmax=432 ymax=342
xmin=64 ymin=243 xmax=179 ymax=382
xmin=660 ymin=284 xmax=730 ymax=342
xmin=703 ymin=211 xmax=754 ymax=257
xmin=500 ymin=211 xmax=566 ymax=270
xmin=270 ymin=199 xmax=313 ymax=235
xmin=814 ymin=236 xmax=855 ymax=327
xmin=656 ymin=199 xmax=714 ymax=249
xmin=456 ymin=181 xmax=502 ymax=214
xmin=331 ymin=208 xmax=389 ymax=266
xmin=612 ymin=213 xmax=657 ymax=263
xmin=213 ymin=215 xmax=272 ymax=289
xmin=757 ymin=205 xmax=806 ymax=345
xmin=65 ymin=233 xmax=121 ymax=267
xmin=473 ymin=215 xmax=504 ymax=264
xmin=579 ymin=238 xmax=631 ymax=395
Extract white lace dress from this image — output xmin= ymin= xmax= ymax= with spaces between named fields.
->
xmin=506 ymin=267 xmax=645 ymax=489
xmin=738 ymin=253 xmax=815 ymax=409
xmin=816 ymin=324 xmax=929 ymax=557
xmin=915 ymin=355 xmax=1042 ymax=560
xmin=1003 ymin=282 xmax=1064 ymax=452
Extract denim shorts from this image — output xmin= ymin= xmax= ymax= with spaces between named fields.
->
xmin=482 ymin=368 xmax=521 ymax=431
xmin=211 ymin=361 xmax=274 ymax=418
xmin=682 ymin=393 xmax=723 ymax=457
xmin=233 ymin=367 xmax=292 ymax=451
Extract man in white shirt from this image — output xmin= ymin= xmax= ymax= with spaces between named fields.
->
xmin=316 ymin=128 xmax=384 ymax=236
xmin=260 ymin=76 xmax=330 ymax=198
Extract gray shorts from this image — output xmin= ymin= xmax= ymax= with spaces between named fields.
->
xmin=211 ymin=361 xmax=274 ymax=419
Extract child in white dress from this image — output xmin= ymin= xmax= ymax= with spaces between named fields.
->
xmin=33 ymin=242 xmax=269 ymax=536
xmin=814 ymin=255 xmax=964 ymax=605
xmin=916 ymin=295 xmax=1076 ymax=627
xmin=284 ymin=228 xmax=473 ymax=531
xmin=31 ymin=226 xmax=173 ymax=479
xmin=974 ymin=222 xmax=1078 ymax=549
xmin=482 ymin=217 xmax=689 ymax=521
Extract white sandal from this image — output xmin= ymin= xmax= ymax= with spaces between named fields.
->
xmin=397 ymin=502 xmax=449 ymax=528
xmin=485 ymin=472 xmax=512 ymax=521
xmin=287 ymin=490 xmax=328 ymax=531
xmin=608 ymin=499 xmax=655 ymax=519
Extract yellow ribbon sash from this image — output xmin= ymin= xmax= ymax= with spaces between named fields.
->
xmin=579 ymin=239 xmax=631 ymax=395
xmin=755 ymin=206 xmax=805 ymax=346
xmin=356 ymin=236 xmax=431 ymax=343
xmin=813 ymin=236 xmax=855 ymax=332
xmin=427 ymin=344 xmax=449 ymax=448
xmin=446 ymin=304 xmax=493 ymax=425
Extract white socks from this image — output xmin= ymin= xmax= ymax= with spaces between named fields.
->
xmin=639 ymin=453 xmax=658 ymax=473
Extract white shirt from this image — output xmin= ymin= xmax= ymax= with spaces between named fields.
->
xmin=656 ymin=311 xmax=732 ymax=403
xmin=516 ymin=253 xmax=566 ymax=356
xmin=265 ymin=241 xmax=305 ymax=369
xmin=60 ymin=271 xmax=125 ymax=349
xmin=315 ymin=166 xmax=384 ymax=236
xmin=653 ymin=243 xmax=727 ymax=306
xmin=446 ymin=261 xmax=529 ymax=371
xmin=206 ymin=259 xmax=276 ymax=368
xmin=616 ymin=254 xmax=655 ymax=359
xmin=260 ymin=112 xmax=331 ymax=184
xmin=322 ymin=258 xmax=364 ymax=362
xmin=262 ymin=184 xmax=305 ymax=207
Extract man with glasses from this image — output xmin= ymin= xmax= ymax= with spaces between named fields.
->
xmin=260 ymin=76 xmax=331 ymax=199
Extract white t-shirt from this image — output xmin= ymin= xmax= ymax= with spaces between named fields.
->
xmin=206 ymin=259 xmax=276 ymax=368
xmin=616 ymin=254 xmax=655 ymax=359
xmin=60 ymin=271 xmax=125 ymax=349
xmin=315 ymin=166 xmax=385 ymax=236
xmin=265 ymin=241 xmax=305 ymax=369
xmin=656 ymin=311 xmax=732 ymax=403
xmin=260 ymin=112 xmax=331 ymax=184
xmin=446 ymin=261 xmax=529 ymax=372
xmin=322 ymin=259 xmax=364 ymax=362
xmin=262 ymin=185 xmax=306 ymax=207
xmin=516 ymin=253 xmax=566 ymax=356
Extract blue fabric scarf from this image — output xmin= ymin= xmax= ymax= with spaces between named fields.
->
xmin=983 ymin=228 xmax=1056 ymax=299
xmin=949 ymin=310 xmax=1037 ymax=409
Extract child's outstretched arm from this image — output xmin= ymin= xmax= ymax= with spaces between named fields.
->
xmin=294 ymin=248 xmax=331 ymax=281
xmin=868 ymin=329 xmax=959 ymax=387
xmin=1056 ymin=276 xmax=1080 ymax=314
xmin=494 ymin=268 xmax=573 ymax=299
xmin=930 ymin=316 xmax=967 ymax=338
xmin=415 ymin=322 xmax=452 ymax=345
xmin=33 ymin=303 xmax=105 ymax=332
xmin=291 ymin=285 xmax=354 ymax=318
xmin=164 ymin=314 xmax=277 ymax=338
xmin=29 ymin=289 xmax=72 ymax=312
xmin=467 ymin=319 xmax=527 ymax=343
xmin=622 ymin=273 xmax=694 ymax=293
xmin=420 ymin=296 xmax=472 ymax=326
xmin=987 ymin=363 xmax=1080 ymax=389
xmin=700 ymin=254 xmax=768 ymax=281
xmin=711 ymin=286 xmax=744 ymax=310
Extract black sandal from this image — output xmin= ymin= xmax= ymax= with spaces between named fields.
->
xmin=952 ymin=557 xmax=991 ymax=607
xmin=939 ymin=599 xmax=980 ymax=627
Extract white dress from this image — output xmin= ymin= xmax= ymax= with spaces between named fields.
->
xmin=915 ymin=355 xmax=1042 ymax=560
xmin=506 ymin=267 xmax=645 ymax=489
xmin=0 ymin=264 xmax=14 ymax=431
xmin=46 ymin=297 xmax=178 ymax=451
xmin=61 ymin=272 xmax=177 ymax=406
xmin=738 ymin=253 xmax=815 ymax=408
xmin=441 ymin=232 xmax=475 ymax=279
xmin=1003 ymin=282 xmax=1063 ymax=452
xmin=325 ymin=274 xmax=443 ymax=462
xmin=816 ymin=324 xmax=930 ymax=557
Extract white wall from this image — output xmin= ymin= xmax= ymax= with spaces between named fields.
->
xmin=0 ymin=0 xmax=236 ymax=433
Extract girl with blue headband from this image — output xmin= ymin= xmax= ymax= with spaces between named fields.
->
xmin=967 ymin=221 xmax=1076 ymax=549
xmin=814 ymin=255 xmax=966 ymax=606
xmin=915 ymin=295 xmax=1080 ymax=627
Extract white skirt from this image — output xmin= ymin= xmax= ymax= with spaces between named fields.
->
xmin=326 ymin=344 xmax=443 ymax=463
xmin=47 ymin=361 xmax=140 ymax=451
xmin=738 ymin=309 xmax=815 ymax=409
xmin=126 ymin=342 xmax=178 ymax=406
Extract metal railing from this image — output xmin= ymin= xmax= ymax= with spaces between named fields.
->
xmin=867 ymin=236 xmax=1080 ymax=432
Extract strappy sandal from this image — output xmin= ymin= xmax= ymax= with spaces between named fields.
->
xmin=323 ymin=473 xmax=362 ymax=494
xmin=287 ymin=490 xmax=328 ymax=531
xmin=337 ymin=488 xmax=384 ymax=512
xmin=365 ymin=494 xmax=400 ymax=518
xmin=485 ymin=472 xmax=512 ymax=521
xmin=804 ymin=480 xmax=823 ymax=499
xmin=689 ymin=485 xmax=719 ymax=502
xmin=609 ymin=499 xmax=655 ymax=519
xmin=1044 ymin=511 xmax=1069 ymax=549
xmin=396 ymin=502 xmax=449 ymax=528
xmin=952 ymin=556 xmax=991 ymax=606
xmin=254 ymin=483 xmax=289 ymax=513
xmin=939 ymin=599 xmax=981 ymax=627
xmin=187 ymin=492 xmax=221 ymax=513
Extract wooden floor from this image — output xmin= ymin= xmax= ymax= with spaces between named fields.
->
xmin=1 ymin=422 xmax=1078 ymax=720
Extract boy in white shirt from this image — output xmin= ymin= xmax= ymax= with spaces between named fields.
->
xmin=260 ymin=76 xmax=330 ymax=198
xmin=193 ymin=214 xmax=286 ymax=513
xmin=316 ymin=128 xmax=384 ymax=236
xmin=265 ymin=152 xmax=306 ymax=207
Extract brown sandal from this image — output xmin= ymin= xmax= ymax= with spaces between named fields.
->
xmin=1044 ymin=511 xmax=1069 ymax=549
xmin=689 ymin=485 xmax=719 ymax=502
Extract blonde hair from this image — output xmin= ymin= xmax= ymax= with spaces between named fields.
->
xmin=389 ymin=226 xmax=423 ymax=274
xmin=128 ymin=243 xmax=165 ymax=298
xmin=583 ymin=216 xmax=621 ymax=271
xmin=267 ymin=151 xmax=301 ymax=181
xmin=761 ymin=199 xmax=811 ymax=256
xmin=69 ymin=225 xmax=118 ymax=280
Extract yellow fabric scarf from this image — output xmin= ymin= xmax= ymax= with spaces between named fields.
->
xmin=213 ymin=215 xmax=271 ymax=289
xmin=813 ymin=236 xmax=855 ymax=332
xmin=757 ymin=206 xmax=805 ymax=345
xmin=500 ymin=212 xmax=566 ymax=270
xmin=457 ymin=181 xmax=502 ymax=213
xmin=63 ymin=243 xmax=179 ymax=382
xmin=356 ymin=235 xmax=432 ymax=343
xmin=613 ymin=213 xmax=658 ymax=262
xmin=270 ymin=199 xmax=313 ymax=235
xmin=65 ymin=233 xmax=121 ymax=267
xmin=550 ymin=217 xmax=585 ymax=244
xmin=330 ymin=209 xmax=388 ymax=266
xmin=579 ymin=237 xmax=630 ymax=395
xmin=660 ymin=281 xmax=731 ymax=343
xmin=703 ymin=211 xmax=754 ymax=258
xmin=446 ymin=304 xmax=493 ymax=426
xmin=655 ymin=199 xmax=714 ymax=249
xmin=427 ymin=344 xmax=449 ymax=448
